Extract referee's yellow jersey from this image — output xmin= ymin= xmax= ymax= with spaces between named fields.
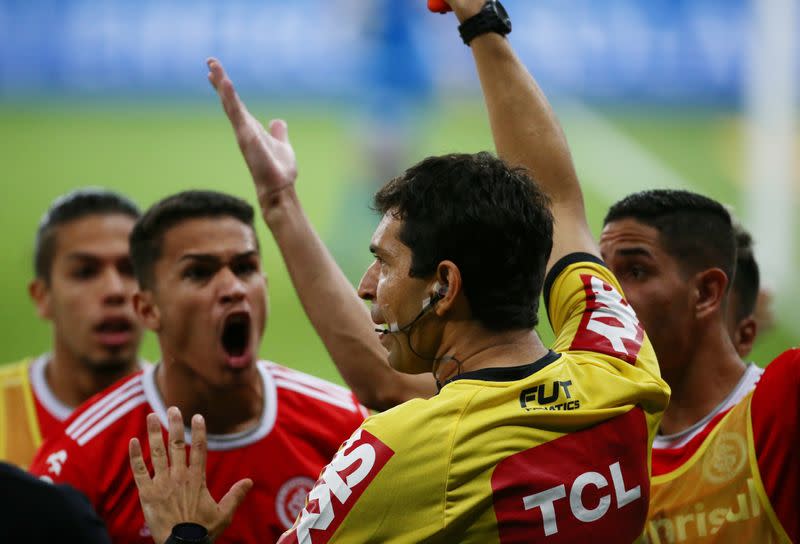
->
xmin=280 ymin=254 xmax=670 ymax=544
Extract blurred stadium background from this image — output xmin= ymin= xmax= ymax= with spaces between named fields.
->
xmin=0 ymin=0 xmax=796 ymax=382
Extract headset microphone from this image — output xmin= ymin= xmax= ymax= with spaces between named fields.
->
xmin=374 ymin=284 xmax=447 ymax=334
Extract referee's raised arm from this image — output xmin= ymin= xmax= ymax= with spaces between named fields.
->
xmin=450 ymin=0 xmax=600 ymax=269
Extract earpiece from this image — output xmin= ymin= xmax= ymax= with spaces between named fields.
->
xmin=432 ymin=282 xmax=448 ymax=302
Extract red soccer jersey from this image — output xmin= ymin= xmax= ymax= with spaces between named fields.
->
xmin=30 ymin=361 xmax=368 ymax=544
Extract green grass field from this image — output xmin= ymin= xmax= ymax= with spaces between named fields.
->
xmin=0 ymin=100 xmax=795 ymax=384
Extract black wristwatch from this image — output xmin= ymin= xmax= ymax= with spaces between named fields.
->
xmin=458 ymin=0 xmax=512 ymax=46
xmin=165 ymin=523 xmax=211 ymax=544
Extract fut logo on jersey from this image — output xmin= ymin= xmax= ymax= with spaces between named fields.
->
xmin=570 ymin=275 xmax=643 ymax=364
xmin=492 ymin=408 xmax=649 ymax=543
xmin=279 ymin=428 xmax=394 ymax=544
xmin=520 ymin=381 xmax=580 ymax=412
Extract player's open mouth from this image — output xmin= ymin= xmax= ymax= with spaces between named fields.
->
xmin=94 ymin=317 xmax=134 ymax=347
xmin=221 ymin=312 xmax=252 ymax=367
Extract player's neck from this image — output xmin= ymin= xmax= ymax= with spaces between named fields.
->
xmin=46 ymin=346 xmax=136 ymax=409
xmin=658 ymin=326 xmax=746 ymax=436
xmin=433 ymin=324 xmax=548 ymax=384
xmin=155 ymin=361 xmax=264 ymax=435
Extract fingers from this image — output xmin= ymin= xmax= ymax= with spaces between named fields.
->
xmin=146 ymin=412 xmax=169 ymax=476
xmin=188 ymin=413 xmax=208 ymax=483
xmin=218 ymin=478 xmax=254 ymax=520
xmin=129 ymin=438 xmax=153 ymax=491
xmin=206 ymin=57 xmax=248 ymax=128
xmin=268 ymin=119 xmax=290 ymax=143
xmin=167 ymin=406 xmax=188 ymax=478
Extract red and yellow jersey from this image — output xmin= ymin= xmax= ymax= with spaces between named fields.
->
xmin=646 ymin=348 xmax=800 ymax=543
xmin=30 ymin=361 xmax=368 ymax=544
xmin=279 ymin=254 xmax=670 ymax=543
xmin=0 ymin=355 xmax=70 ymax=468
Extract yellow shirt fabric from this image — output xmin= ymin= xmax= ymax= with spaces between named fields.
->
xmin=0 ymin=358 xmax=43 ymax=468
xmin=646 ymin=391 xmax=791 ymax=543
xmin=280 ymin=255 xmax=670 ymax=544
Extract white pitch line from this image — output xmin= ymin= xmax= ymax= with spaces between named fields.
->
xmin=557 ymin=100 xmax=691 ymax=200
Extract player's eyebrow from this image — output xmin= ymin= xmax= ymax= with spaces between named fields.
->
xmin=65 ymin=252 xmax=103 ymax=262
xmin=230 ymin=250 xmax=259 ymax=260
xmin=179 ymin=253 xmax=222 ymax=265
xmin=616 ymin=247 xmax=654 ymax=259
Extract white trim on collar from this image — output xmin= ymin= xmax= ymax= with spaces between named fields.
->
xmin=654 ymin=362 xmax=764 ymax=450
xmin=29 ymin=354 xmax=73 ymax=422
xmin=29 ymin=356 xmax=150 ymax=423
xmin=141 ymin=361 xmax=278 ymax=451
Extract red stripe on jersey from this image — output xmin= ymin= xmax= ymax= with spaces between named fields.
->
xmin=750 ymin=348 xmax=800 ymax=542
xmin=492 ymin=407 xmax=649 ymax=542
xmin=268 ymin=365 xmax=352 ymax=398
xmin=273 ymin=379 xmax=358 ymax=413
xmin=651 ymin=407 xmax=733 ymax=476
xmin=278 ymin=428 xmax=394 ymax=544
xmin=570 ymin=274 xmax=644 ymax=365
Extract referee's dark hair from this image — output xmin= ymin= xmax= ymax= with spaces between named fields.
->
xmin=373 ymin=152 xmax=553 ymax=331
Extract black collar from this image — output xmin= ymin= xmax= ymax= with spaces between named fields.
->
xmin=442 ymin=350 xmax=561 ymax=388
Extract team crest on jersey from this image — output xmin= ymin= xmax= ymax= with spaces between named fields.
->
xmin=570 ymin=274 xmax=644 ymax=364
xmin=276 ymin=476 xmax=316 ymax=529
xmin=702 ymin=431 xmax=748 ymax=484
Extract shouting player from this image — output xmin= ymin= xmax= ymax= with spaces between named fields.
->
xmin=0 ymin=189 xmax=143 ymax=467
xmin=31 ymin=191 xmax=368 ymax=543
xmin=129 ymin=0 xmax=670 ymax=541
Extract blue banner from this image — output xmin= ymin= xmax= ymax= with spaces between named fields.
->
xmin=0 ymin=0 xmax=794 ymax=103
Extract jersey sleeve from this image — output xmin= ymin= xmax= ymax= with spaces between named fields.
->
xmin=543 ymin=253 xmax=650 ymax=368
xmin=750 ymin=348 xmax=800 ymax=543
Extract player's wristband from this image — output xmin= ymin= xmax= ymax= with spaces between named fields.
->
xmin=165 ymin=523 xmax=211 ymax=544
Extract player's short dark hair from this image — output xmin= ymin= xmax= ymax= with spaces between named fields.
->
xmin=130 ymin=190 xmax=257 ymax=289
xmin=603 ymin=189 xmax=735 ymax=288
xmin=34 ymin=188 xmax=140 ymax=282
xmin=373 ymin=152 xmax=553 ymax=331
xmin=730 ymin=223 xmax=760 ymax=322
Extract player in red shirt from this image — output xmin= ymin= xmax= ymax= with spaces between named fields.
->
xmin=30 ymin=191 xmax=367 ymax=544
xmin=1 ymin=189 xmax=144 ymax=467
xmin=600 ymin=192 xmax=798 ymax=542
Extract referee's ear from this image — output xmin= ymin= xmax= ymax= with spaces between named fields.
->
xmin=134 ymin=290 xmax=161 ymax=332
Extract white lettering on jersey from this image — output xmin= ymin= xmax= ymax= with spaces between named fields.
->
xmin=585 ymin=276 xmax=640 ymax=355
xmin=523 ymin=485 xmax=567 ymax=536
xmin=295 ymin=429 xmax=376 ymax=543
xmin=46 ymin=449 xmax=67 ymax=476
xmin=522 ymin=460 xmax=641 ymax=537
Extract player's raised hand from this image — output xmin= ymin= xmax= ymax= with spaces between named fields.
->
xmin=129 ymin=407 xmax=253 ymax=544
xmin=206 ymin=57 xmax=298 ymax=219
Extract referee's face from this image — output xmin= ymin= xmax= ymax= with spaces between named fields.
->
xmin=359 ymin=213 xmax=440 ymax=375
